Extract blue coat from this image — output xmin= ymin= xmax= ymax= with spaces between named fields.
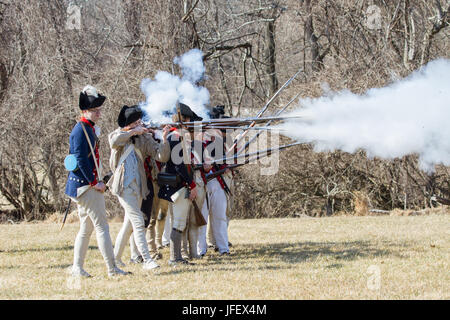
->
xmin=65 ymin=121 xmax=98 ymax=198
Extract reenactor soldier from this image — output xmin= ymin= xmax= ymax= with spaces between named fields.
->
xmin=129 ymin=145 xmax=170 ymax=263
xmin=127 ymin=154 xmax=155 ymax=264
xmin=158 ymin=103 xmax=206 ymax=265
xmin=202 ymin=105 xmax=234 ymax=255
xmin=108 ymin=105 xmax=170 ymax=271
xmin=145 ymin=153 xmax=170 ymax=259
xmin=65 ymin=85 xmax=129 ymax=277
xmin=198 ymin=129 xmax=232 ymax=256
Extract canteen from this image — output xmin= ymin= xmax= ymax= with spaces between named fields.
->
xmin=64 ymin=154 xmax=78 ymax=171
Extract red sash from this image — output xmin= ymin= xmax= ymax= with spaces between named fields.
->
xmin=203 ymin=140 xmax=227 ymax=190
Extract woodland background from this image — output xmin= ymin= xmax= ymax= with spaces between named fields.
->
xmin=0 ymin=0 xmax=449 ymax=221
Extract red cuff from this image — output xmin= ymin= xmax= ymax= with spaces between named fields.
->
xmin=89 ymin=179 xmax=98 ymax=186
xmin=189 ymin=181 xmax=196 ymax=189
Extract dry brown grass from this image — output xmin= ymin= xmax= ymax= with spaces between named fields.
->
xmin=352 ymin=191 xmax=370 ymax=216
xmin=0 ymin=213 xmax=449 ymax=299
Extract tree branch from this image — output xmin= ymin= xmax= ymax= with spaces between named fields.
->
xmin=182 ymin=0 xmax=200 ymax=22
xmin=203 ymin=43 xmax=252 ymax=60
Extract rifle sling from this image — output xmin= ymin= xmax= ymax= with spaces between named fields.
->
xmin=80 ymin=122 xmax=102 ymax=180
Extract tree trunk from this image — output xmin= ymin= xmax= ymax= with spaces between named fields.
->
xmin=265 ymin=19 xmax=278 ymax=96
xmin=420 ymin=4 xmax=449 ymax=65
xmin=304 ymin=0 xmax=321 ymax=73
xmin=46 ymin=2 xmax=73 ymax=95
xmin=0 ymin=61 xmax=9 ymax=104
xmin=124 ymin=0 xmax=142 ymax=68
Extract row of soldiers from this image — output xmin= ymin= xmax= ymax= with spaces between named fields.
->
xmin=65 ymin=85 xmax=233 ymax=277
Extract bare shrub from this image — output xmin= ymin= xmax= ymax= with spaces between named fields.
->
xmin=0 ymin=0 xmax=448 ymax=220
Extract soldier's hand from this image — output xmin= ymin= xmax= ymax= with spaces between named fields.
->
xmin=162 ymin=125 xmax=170 ymax=141
xmin=94 ymin=182 xmax=106 ymax=193
xmin=189 ymin=186 xmax=198 ymax=201
xmin=131 ymin=126 xmax=148 ymax=136
xmin=203 ymin=163 xmax=213 ymax=172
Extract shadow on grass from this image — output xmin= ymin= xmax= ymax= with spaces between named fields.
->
xmin=47 ymin=263 xmax=73 ymax=270
xmin=237 ymin=240 xmax=407 ymax=264
xmin=157 ymin=263 xmax=292 ymax=276
xmin=0 ymin=240 xmax=410 ymax=275
xmin=1 ymin=245 xmax=98 ymax=254
xmin=157 ymin=240 xmax=409 ymax=276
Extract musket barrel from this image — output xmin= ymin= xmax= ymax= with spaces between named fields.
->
xmin=144 ymin=115 xmax=303 ymax=129
xmin=238 ymin=92 xmax=301 ymax=155
xmin=194 ymin=141 xmax=303 ymax=170
xmin=200 ymin=126 xmax=287 ymax=131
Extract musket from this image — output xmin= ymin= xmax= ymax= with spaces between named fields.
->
xmin=204 ymin=141 xmax=304 ymax=180
xmin=256 ymin=69 xmax=303 ymax=119
xmin=202 ymin=94 xmax=301 ymax=191
xmin=199 ymin=126 xmax=288 ymax=131
xmin=60 ymin=199 xmax=72 ymax=231
xmin=194 ymin=141 xmax=303 ymax=170
xmin=191 ymin=198 xmax=207 ymax=226
xmin=237 ymin=92 xmax=301 ymax=155
xmin=204 ymin=164 xmax=239 ymax=181
xmin=226 ymin=68 xmax=303 ymax=155
xmin=144 ymin=115 xmax=303 ymax=130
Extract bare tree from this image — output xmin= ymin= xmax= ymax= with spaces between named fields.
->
xmin=0 ymin=0 xmax=448 ymax=220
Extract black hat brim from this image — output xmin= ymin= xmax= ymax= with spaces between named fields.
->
xmin=191 ymin=112 xmax=203 ymax=122
xmin=91 ymin=94 xmax=106 ymax=108
xmin=178 ymin=103 xmax=194 ymax=118
xmin=118 ymin=105 xmax=143 ymax=128
xmin=178 ymin=102 xmax=203 ymax=121
xmin=79 ymin=92 xmax=107 ymax=110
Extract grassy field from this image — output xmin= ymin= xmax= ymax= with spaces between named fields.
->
xmin=0 ymin=214 xmax=448 ymax=299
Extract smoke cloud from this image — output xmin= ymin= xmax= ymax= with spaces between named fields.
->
xmin=139 ymin=49 xmax=210 ymax=124
xmin=279 ymin=59 xmax=450 ymax=171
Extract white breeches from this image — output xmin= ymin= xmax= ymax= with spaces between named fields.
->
xmin=72 ymin=188 xmax=115 ymax=272
xmin=198 ymin=178 xmax=229 ymax=255
xmin=114 ymin=181 xmax=152 ymax=262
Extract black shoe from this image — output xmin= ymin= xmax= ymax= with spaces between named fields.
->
xmin=168 ymin=259 xmax=195 ymax=266
xmin=151 ymin=252 xmax=163 ymax=260
xmin=130 ymin=256 xmax=144 ymax=264
xmin=228 ymin=242 xmax=233 ymax=247
xmin=220 ymin=251 xmax=230 ymax=256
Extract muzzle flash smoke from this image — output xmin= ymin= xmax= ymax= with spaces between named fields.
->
xmin=279 ymin=59 xmax=450 ymax=172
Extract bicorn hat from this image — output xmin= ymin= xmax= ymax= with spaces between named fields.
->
xmin=118 ymin=105 xmax=143 ymax=128
xmin=79 ymin=85 xmax=106 ymax=110
xmin=178 ymin=102 xmax=203 ymax=122
xmin=210 ymin=105 xmax=226 ymax=119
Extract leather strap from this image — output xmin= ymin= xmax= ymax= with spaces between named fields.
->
xmin=115 ymin=144 xmax=135 ymax=172
xmin=80 ymin=122 xmax=102 ymax=181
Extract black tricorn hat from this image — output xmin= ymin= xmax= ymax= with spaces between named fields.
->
xmin=178 ymin=102 xmax=203 ymax=121
xmin=210 ymin=105 xmax=226 ymax=119
xmin=79 ymin=86 xmax=106 ymax=110
xmin=118 ymin=105 xmax=143 ymax=128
